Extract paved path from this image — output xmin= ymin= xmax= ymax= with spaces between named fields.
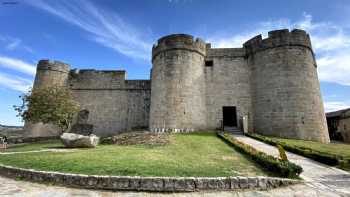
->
xmin=234 ymin=134 xmax=350 ymax=196
xmin=0 ymin=175 xmax=340 ymax=197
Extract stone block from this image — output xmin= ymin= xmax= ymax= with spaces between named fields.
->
xmin=128 ymin=178 xmax=141 ymax=190
xmin=173 ymin=178 xmax=195 ymax=191
xmin=87 ymin=176 xmax=98 ymax=187
xmin=257 ymin=177 xmax=267 ymax=190
xmin=248 ymin=177 xmax=258 ymax=189
xmin=110 ymin=177 xmax=129 ymax=190
xmin=230 ymin=177 xmax=240 ymax=189
xmin=140 ymin=178 xmax=163 ymax=191
xmin=163 ymin=178 xmax=175 ymax=191
xmin=238 ymin=176 xmax=248 ymax=189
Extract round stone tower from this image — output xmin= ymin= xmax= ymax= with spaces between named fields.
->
xmin=244 ymin=29 xmax=329 ymax=143
xmin=33 ymin=60 xmax=70 ymax=88
xmin=24 ymin=60 xmax=71 ymax=137
xmin=149 ymin=34 xmax=207 ymax=132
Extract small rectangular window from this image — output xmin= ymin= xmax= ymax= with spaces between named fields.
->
xmin=205 ymin=60 xmax=213 ymax=67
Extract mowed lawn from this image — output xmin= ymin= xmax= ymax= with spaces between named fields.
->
xmin=268 ymin=136 xmax=350 ymax=159
xmin=0 ymin=133 xmax=272 ymax=177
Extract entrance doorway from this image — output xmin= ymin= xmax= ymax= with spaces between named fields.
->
xmin=223 ymin=106 xmax=237 ymax=127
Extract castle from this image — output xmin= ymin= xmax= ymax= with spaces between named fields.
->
xmin=24 ymin=29 xmax=330 ymax=143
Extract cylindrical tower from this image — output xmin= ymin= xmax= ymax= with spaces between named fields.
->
xmin=24 ymin=60 xmax=70 ymax=137
xmin=149 ymin=34 xmax=207 ymax=132
xmin=32 ymin=60 xmax=70 ymax=88
xmin=245 ymin=29 xmax=329 ymax=143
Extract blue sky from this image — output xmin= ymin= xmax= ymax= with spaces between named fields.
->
xmin=1 ymin=0 xmax=350 ymax=125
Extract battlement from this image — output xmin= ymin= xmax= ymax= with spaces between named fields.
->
xmin=206 ymin=48 xmax=246 ymax=58
xmin=70 ymin=69 xmax=126 ymax=77
xmin=152 ymin=34 xmax=207 ymax=61
xmin=69 ymin=69 xmax=126 ymax=89
xmin=37 ymin=59 xmax=70 ymax=73
xmin=243 ymin=29 xmax=312 ymax=55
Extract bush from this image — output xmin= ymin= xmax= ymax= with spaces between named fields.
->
xmin=217 ymin=132 xmax=302 ymax=178
xmin=277 ymin=145 xmax=288 ymax=161
xmin=246 ymin=133 xmax=340 ymax=166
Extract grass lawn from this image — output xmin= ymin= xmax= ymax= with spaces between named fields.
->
xmin=0 ymin=133 xmax=273 ymax=177
xmin=268 ymin=136 xmax=350 ymax=160
xmin=1 ymin=140 xmax=62 ymax=152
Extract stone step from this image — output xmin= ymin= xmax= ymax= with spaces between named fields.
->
xmin=223 ymin=127 xmax=243 ymax=134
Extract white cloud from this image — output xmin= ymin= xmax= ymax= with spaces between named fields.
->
xmin=0 ymin=56 xmax=36 ymax=76
xmin=209 ymin=13 xmax=350 ymax=87
xmin=28 ymin=0 xmax=152 ymax=61
xmin=0 ymin=35 xmax=34 ymax=53
xmin=324 ymin=101 xmax=350 ymax=112
xmin=317 ymin=52 xmax=350 ymax=86
xmin=6 ymin=38 xmax=21 ymax=50
xmin=0 ymin=72 xmax=32 ymax=93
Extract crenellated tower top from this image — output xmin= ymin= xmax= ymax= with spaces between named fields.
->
xmin=243 ymin=29 xmax=313 ymax=55
xmin=152 ymin=34 xmax=207 ymax=61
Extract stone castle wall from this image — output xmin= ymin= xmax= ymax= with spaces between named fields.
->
xmin=205 ymin=48 xmax=252 ymax=130
xmin=24 ymin=60 xmax=70 ymax=137
xmin=244 ymin=29 xmax=329 ymax=143
xmin=69 ymin=70 xmax=150 ymax=137
xmin=26 ymin=64 xmax=150 ymax=137
xmin=26 ymin=29 xmax=329 ymax=142
xmin=150 ymin=34 xmax=207 ymax=132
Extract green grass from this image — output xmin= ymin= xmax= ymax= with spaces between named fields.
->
xmin=1 ymin=140 xmax=63 ymax=152
xmin=268 ymin=136 xmax=350 ymax=159
xmin=248 ymin=133 xmax=350 ymax=171
xmin=0 ymin=133 xmax=272 ymax=177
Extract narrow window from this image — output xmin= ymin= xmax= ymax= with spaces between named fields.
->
xmin=205 ymin=60 xmax=213 ymax=67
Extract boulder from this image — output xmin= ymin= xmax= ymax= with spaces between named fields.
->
xmin=60 ymin=133 xmax=99 ymax=148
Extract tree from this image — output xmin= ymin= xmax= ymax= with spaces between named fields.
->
xmin=14 ymin=86 xmax=80 ymax=133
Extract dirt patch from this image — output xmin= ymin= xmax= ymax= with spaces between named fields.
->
xmin=101 ymin=132 xmax=170 ymax=146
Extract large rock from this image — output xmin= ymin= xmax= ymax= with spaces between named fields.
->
xmin=60 ymin=133 xmax=99 ymax=148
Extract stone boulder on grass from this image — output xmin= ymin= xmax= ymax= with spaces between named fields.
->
xmin=60 ymin=133 xmax=99 ymax=148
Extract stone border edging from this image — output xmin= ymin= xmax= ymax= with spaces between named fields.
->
xmin=0 ymin=164 xmax=301 ymax=192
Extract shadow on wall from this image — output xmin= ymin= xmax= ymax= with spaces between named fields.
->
xmin=69 ymin=109 xmax=94 ymax=135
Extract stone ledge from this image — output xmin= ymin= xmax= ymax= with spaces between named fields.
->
xmin=0 ymin=164 xmax=301 ymax=192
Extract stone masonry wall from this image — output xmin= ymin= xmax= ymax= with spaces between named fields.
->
xmin=205 ymin=48 xmax=252 ymax=130
xmin=69 ymin=70 xmax=151 ymax=137
xmin=24 ymin=60 xmax=70 ymax=137
xmin=245 ymin=29 xmax=329 ymax=143
xmin=27 ymin=29 xmax=329 ymax=142
xmin=150 ymin=34 xmax=207 ymax=132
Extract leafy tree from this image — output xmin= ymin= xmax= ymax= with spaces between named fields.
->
xmin=14 ymin=86 xmax=80 ymax=133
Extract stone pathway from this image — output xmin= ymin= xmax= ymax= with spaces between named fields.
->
xmin=233 ymin=134 xmax=350 ymax=196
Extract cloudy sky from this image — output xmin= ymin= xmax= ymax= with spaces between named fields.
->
xmin=1 ymin=0 xmax=350 ymax=125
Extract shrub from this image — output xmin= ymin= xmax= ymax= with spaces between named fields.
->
xmin=246 ymin=133 xmax=340 ymax=166
xmin=217 ymin=132 xmax=302 ymax=178
xmin=277 ymin=145 xmax=288 ymax=161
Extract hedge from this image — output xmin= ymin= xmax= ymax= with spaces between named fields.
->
xmin=246 ymin=133 xmax=340 ymax=166
xmin=217 ymin=132 xmax=302 ymax=179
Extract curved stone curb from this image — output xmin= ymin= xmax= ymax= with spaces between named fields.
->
xmin=0 ymin=164 xmax=301 ymax=192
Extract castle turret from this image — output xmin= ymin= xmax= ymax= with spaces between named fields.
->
xmin=149 ymin=34 xmax=207 ymax=132
xmin=24 ymin=60 xmax=70 ymax=137
xmin=245 ymin=29 xmax=329 ymax=143
xmin=33 ymin=60 xmax=70 ymax=88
